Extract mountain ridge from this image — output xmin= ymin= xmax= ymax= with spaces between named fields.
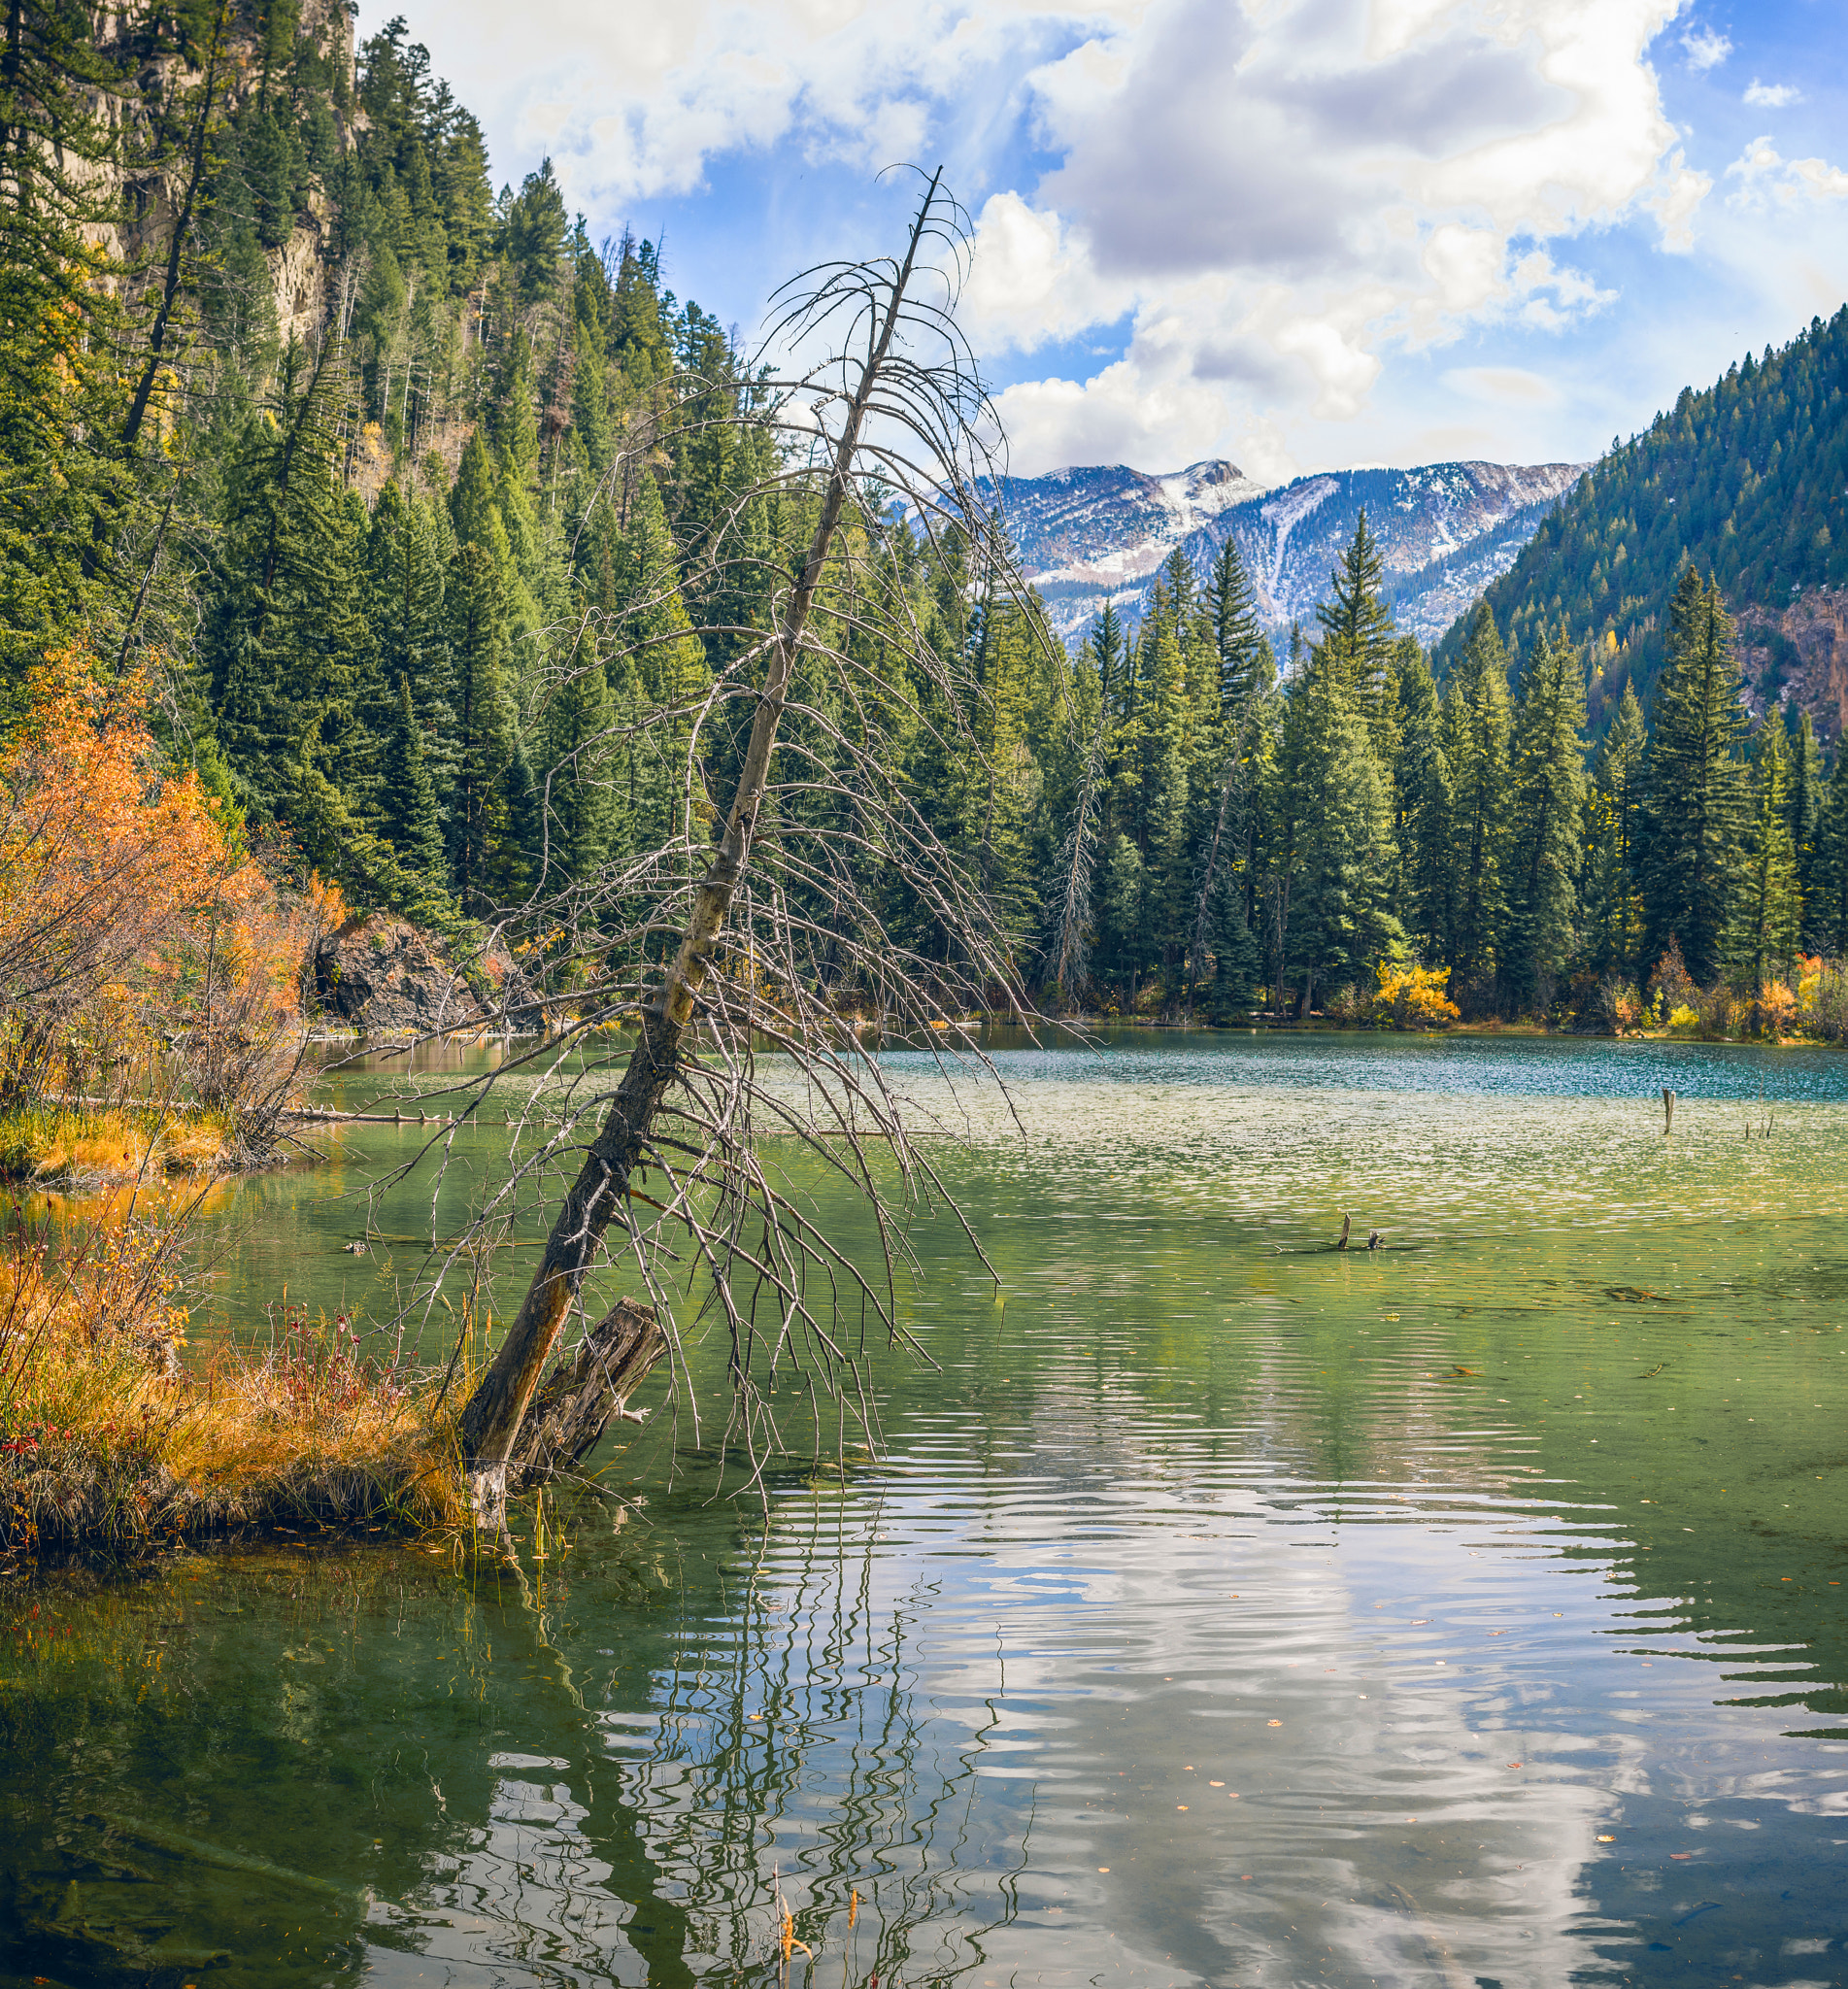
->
xmin=996 ymin=455 xmax=1590 ymax=646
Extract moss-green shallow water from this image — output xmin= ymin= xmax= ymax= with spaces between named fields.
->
xmin=6 ymin=1030 xmax=1848 ymax=1987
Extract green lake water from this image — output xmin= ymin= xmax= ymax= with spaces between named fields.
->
xmin=5 ymin=1030 xmax=1848 ymax=1986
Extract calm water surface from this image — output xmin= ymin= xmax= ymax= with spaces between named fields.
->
xmin=5 ymin=1031 xmax=1848 ymax=1987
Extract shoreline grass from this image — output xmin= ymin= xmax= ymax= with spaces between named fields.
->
xmin=0 ymin=1104 xmax=244 ymax=1186
xmin=0 ymin=1205 xmax=466 ymax=1561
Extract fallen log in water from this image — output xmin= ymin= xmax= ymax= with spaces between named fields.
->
xmin=507 ymin=1297 xmax=666 ymax=1490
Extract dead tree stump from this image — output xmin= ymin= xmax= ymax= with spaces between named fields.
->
xmin=506 ymin=1298 xmax=666 ymax=1492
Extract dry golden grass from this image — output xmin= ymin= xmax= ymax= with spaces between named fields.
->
xmin=0 ymin=1105 xmax=237 ymax=1183
xmin=151 ymin=1112 xmax=233 ymax=1174
xmin=0 ymin=1204 xmax=466 ymax=1557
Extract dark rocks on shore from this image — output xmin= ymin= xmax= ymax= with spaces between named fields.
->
xmin=313 ymin=914 xmax=532 ymax=1038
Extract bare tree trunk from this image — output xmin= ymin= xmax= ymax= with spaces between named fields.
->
xmin=457 ymin=173 xmax=945 ymax=1523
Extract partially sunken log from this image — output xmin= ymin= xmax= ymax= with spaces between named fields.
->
xmin=1663 ymin=1087 xmax=1675 ymax=1135
xmin=506 ymin=1298 xmax=665 ymax=1492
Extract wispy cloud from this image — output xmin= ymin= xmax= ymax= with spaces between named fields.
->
xmin=1441 ymin=365 xmax=1562 ymax=409
xmin=1680 ymin=26 xmax=1731 ymax=72
xmin=1743 ymin=80 xmax=1801 ymax=109
xmin=1725 ymin=136 xmax=1848 ymax=205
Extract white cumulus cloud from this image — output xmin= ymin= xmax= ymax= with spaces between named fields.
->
xmin=1743 ymin=80 xmax=1802 ymax=110
xmin=978 ymin=0 xmax=1698 ymax=469
xmin=958 ymin=192 xmax=1135 ymax=354
xmin=1679 ymin=25 xmax=1731 ymax=71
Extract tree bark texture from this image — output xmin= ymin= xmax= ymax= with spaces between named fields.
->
xmin=506 ymin=1297 xmax=664 ymax=1490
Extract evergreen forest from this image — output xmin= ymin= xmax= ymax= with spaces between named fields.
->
xmin=1434 ymin=306 xmax=1848 ymax=731
xmin=5 ymin=0 xmax=1848 ymax=1041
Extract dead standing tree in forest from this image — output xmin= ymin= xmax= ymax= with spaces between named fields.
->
xmin=447 ymin=172 xmax=1038 ymax=1525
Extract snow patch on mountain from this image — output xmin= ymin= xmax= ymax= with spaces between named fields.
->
xmin=998 ymin=456 xmax=1591 ymax=647
xmin=1258 ymin=476 xmax=1339 ymax=603
xmin=991 ymin=458 xmax=1269 ymax=593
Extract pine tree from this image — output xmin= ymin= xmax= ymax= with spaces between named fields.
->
xmin=446 ymin=539 xmax=517 ymax=905
xmin=205 ymin=343 xmax=384 ymax=835
xmin=1272 ymin=644 xmax=1402 ymax=1015
xmin=1443 ymin=605 xmax=1512 ymax=1006
xmin=616 ymin=468 xmax=710 ymax=862
xmin=1640 ymin=567 xmax=1748 ymax=986
xmin=1788 ymin=707 xmax=1825 ymax=947
xmin=380 ymin=674 xmax=445 ymax=877
xmin=972 ymin=596 xmax=1042 ymax=952
xmin=367 ymin=482 xmax=458 ymax=825
xmin=1583 ymin=680 xmax=1648 ymax=979
xmin=539 ymin=654 xmax=615 ymax=889
xmin=1206 ymin=534 xmax=1266 ymax=708
xmin=1501 ymin=628 xmax=1587 ymax=1014
xmin=1814 ymin=758 xmax=1848 ymax=960
xmin=1393 ymin=641 xmax=1452 ymax=962
xmin=1096 ymin=832 xmax=1146 ymax=1003
xmin=1315 ymin=511 xmax=1398 ymax=762
xmin=1731 ymin=713 xmax=1801 ymax=994
xmin=1043 ymin=641 xmax=1104 ymax=1003
xmin=1136 ymin=594 xmax=1193 ymax=982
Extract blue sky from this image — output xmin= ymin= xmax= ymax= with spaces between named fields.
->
xmin=359 ymin=0 xmax=1848 ymax=486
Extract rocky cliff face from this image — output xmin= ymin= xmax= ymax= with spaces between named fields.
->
xmin=999 ymin=456 xmax=1589 ymax=646
xmin=87 ymin=0 xmax=357 ymax=350
xmin=1736 ymin=590 xmax=1848 ymax=743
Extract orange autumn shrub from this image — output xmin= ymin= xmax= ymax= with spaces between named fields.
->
xmin=0 ymin=646 xmax=343 ymax=1145
xmin=1758 ymin=979 xmax=1797 ymax=1038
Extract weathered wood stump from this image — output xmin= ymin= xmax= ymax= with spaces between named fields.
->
xmin=505 ymin=1297 xmax=665 ymax=1494
xmin=1662 ymin=1087 xmax=1675 ymax=1135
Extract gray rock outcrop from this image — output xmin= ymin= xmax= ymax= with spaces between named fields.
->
xmin=314 ymin=914 xmax=530 ymax=1037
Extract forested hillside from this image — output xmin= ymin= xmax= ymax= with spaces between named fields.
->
xmin=6 ymin=0 xmax=1848 ymax=1041
xmin=1434 ymin=309 xmax=1848 ymax=740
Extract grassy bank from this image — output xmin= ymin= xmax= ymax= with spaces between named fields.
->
xmin=0 ymin=1104 xmax=242 ymax=1184
xmin=0 ymin=1205 xmax=464 ymax=1561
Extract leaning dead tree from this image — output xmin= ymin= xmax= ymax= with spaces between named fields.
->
xmin=421 ymin=170 xmax=1043 ymax=1523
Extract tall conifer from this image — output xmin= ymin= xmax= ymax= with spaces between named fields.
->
xmin=1502 ymin=628 xmax=1587 ymax=1013
xmin=1315 ymin=511 xmax=1398 ymax=762
xmin=1640 ymin=567 xmax=1748 ymax=986
xmin=1732 ymin=714 xmax=1801 ymax=993
xmin=1442 ymin=605 xmax=1512 ymax=1007
xmin=1393 ymin=642 xmax=1452 ymax=963
xmin=1583 ymin=680 xmax=1648 ymax=979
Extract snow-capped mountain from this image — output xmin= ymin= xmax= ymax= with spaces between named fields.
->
xmin=995 ymin=456 xmax=1590 ymax=646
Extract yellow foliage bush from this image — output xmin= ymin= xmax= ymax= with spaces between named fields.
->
xmin=1373 ymin=962 xmax=1461 ymax=1030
